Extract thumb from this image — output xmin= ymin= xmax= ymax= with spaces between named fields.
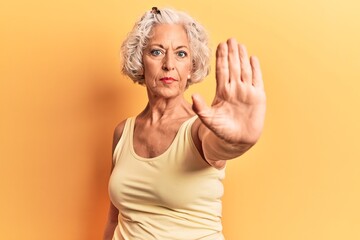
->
xmin=192 ymin=93 xmax=211 ymax=117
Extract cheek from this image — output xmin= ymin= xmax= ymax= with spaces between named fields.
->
xmin=143 ymin=64 xmax=159 ymax=79
xmin=181 ymin=61 xmax=192 ymax=75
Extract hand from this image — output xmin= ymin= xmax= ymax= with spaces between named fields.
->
xmin=192 ymin=38 xmax=266 ymax=145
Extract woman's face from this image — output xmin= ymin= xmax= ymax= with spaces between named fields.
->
xmin=142 ymin=24 xmax=192 ymax=99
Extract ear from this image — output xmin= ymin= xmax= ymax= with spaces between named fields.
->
xmin=187 ymin=65 xmax=193 ymax=78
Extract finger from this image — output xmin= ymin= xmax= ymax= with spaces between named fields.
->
xmin=227 ymin=38 xmax=241 ymax=84
xmin=216 ymin=42 xmax=229 ymax=92
xmin=191 ymin=93 xmax=212 ymax=119
xmin=250 ymin=56 xmax=264 ymax=88
xmin=238 ymin=44 xmax=252 ymax=84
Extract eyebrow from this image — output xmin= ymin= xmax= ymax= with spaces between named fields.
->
xmin=149 ymin=44 xmax=189 ymax=50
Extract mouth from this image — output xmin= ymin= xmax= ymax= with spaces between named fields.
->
xmin=159 ymin=77 xmax=177 ymax=84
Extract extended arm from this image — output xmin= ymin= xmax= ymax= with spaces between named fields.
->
xmin=192 ymin=38 xmax=266 ymax=168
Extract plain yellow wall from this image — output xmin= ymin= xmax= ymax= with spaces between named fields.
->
xmin=1 ymin=0 xmax=360 ymax=239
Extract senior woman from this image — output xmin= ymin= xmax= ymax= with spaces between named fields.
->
xmin=104 ymin=7 xmax=266 ymax=240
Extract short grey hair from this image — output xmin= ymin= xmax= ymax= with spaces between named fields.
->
xmin=121 ymin=7 xmax=211 ymax=85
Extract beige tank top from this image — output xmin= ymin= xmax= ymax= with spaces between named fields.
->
xmin=109 ymin=116 xmax=225 ymax=240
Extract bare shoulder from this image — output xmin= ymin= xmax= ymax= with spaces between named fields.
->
xmin=112 ymin=119 xmax=127 ymax=153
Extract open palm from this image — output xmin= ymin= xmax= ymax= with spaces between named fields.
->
xmin=192 ymin=38 xmax=266 ymax=145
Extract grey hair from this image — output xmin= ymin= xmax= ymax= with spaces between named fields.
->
xmin=121 ymin=7 xmax=211 ymax=85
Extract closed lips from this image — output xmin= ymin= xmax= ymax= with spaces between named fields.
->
xmin=160 ymin=77 xmax=176 ymax=81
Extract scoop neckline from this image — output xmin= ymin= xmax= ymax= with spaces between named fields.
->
xmin=129 ymin=116 xmax=197 ymax=161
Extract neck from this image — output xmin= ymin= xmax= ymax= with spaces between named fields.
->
xmin=140 ymin=95 xmax=193 ymax=123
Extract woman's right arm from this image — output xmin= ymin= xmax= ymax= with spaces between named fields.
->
xmin=103 ymin=202 xmax=119 ymax=240
xmin=103 ymin=121 xmax=126 ymax=240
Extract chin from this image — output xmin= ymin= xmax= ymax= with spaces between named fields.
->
xmin=147 ymin=82 xmax=187 ymax=99
xmin=157 ymin=89 xmax=184 ymax=99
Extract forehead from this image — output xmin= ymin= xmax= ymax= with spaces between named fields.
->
xmin=148 ymin=24 xmax=189 ymax=47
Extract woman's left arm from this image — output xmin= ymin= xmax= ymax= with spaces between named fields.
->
xmin=192 ymin=38 xmax=266 ymax=169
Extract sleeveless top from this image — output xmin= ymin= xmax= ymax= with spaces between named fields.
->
xmin=109 ymin=116 xmax=226 ymax=240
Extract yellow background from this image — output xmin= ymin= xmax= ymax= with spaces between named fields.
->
xmin=1 ymin=0 xmax=359 ymax=239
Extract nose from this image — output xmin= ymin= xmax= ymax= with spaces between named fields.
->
xmin=162 ymin=53 xmax=175 ymax=71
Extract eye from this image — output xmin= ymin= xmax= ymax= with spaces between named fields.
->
xmin=150 ymin=49 xmax=163 ymax=56
xmin=177 ymin=50 xmax=188 ymax=58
